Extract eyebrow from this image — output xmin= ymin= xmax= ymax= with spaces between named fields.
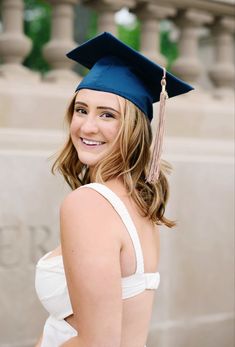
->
xmin=75 ymin=101 xmax=120 ymax=114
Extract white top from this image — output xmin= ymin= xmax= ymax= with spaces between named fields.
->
xmin=35 ymin=183 xmax=160 ymax=346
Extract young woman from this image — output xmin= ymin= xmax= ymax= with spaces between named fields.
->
xmin=35 ymin=32 xmax=193 ymax=347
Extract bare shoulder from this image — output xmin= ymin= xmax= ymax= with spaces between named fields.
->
xmin=61 ymin=187 xmax=110 ymax=208
xmin=60 ymin=186 xmax=122 ymax=243
xmin=60 ymin=186 xmax=111 ymax=213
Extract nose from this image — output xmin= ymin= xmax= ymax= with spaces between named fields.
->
xmin=80 ymin=113 xmax=99 ymax=134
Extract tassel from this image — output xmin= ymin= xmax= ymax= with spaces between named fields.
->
xmin=146 ymin=68 xmax=168 ymax=184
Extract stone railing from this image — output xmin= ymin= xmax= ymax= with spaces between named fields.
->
xmin=0 ymin=0 xmax=234 ymax=90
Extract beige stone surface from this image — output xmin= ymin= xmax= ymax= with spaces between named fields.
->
xmin=134 ymin=3 xmax=175 ymax=66
xmin=0 ymin=79 xmax=76 ymax=129
xmin=146 ymin=137 xmax=234 ymax=347
xmin=148 ymin=316 xmax=234 ymax=347
xmin=42 ymin=0 xmax=79 ymax=83
xmin=209 ymin=16 xmax=235 ymax=91
xmin=0 ymin=79 xmax=234 ymax=142
xmin=171 ymin=9 xmax=213 ymax=83
xmin=155 ymin=90 xmax=235 ymax=140
xmin=0 ymin=133 xmax=69 ymax=347
xmin=0 ymin=0 xmax=32 ymax=66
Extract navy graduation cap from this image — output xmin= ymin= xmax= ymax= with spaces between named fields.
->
xmin=66 ymin=32 xmax=193 ymax=122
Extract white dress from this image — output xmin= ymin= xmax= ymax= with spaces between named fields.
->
xmin=35 ymin=183 xmax=160 ymax=346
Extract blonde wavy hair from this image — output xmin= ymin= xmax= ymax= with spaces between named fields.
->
xmin=52 ymin=92 xmax=176 ymax=228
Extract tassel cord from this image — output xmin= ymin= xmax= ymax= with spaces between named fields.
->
xmin=146 ymin=69 xmax=168 ymax=184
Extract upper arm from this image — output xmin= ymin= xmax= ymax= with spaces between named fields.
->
xmin=60 ymin=188 xmax=122 ymax=346
xmin=155 ymin=224 xmax=160 ymax=265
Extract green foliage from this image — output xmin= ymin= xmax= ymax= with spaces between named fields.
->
xmin=118 ymin=22 xmax=140 ymax=51
xmin=23 ymin=0 xmax=51 ymax=73
xmin=86 ymin=10 xmax=98 ymax=41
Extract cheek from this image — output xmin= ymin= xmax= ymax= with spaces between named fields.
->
xmin=70 ymin=118 xmax=82 ymax=148
xmin=70 ymin=116 xmax=80 ymax=137
xmin=106 ymin=122 xmax=121 ymax=141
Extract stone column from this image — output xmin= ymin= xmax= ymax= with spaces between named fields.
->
xmin=208 ymin=17 xmax=235 ymax=95
xmin=171 ymin=9 xmax=213 ymax=84
xmin=0 ymin=0 xmax=39 ymax=81
xmin=83 ymin=0 xmax=135 ymax=35
xmin=134 ymin=2 xmax=175 ymax=66
xmin=42 ymin=0 xmax=79 ymax=83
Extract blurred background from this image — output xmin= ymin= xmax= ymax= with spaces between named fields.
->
xmin=0 ymin=0 xmax=234 ymax=346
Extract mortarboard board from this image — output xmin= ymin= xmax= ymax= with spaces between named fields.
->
xmin=66 ymin=32 xmax=194 ymax=183
xmin=66 ymin=31 xmax=193 ymax=122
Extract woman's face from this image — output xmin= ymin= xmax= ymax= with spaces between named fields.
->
xmin=70 ymin=89 xmax=123 ymax=168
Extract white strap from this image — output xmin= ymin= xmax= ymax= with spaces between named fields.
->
xmin=80 ymin=183 xmax=144 ymax=274
xmin=122 ymin=272 xmax=160 ymax=299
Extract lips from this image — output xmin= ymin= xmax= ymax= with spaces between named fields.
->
xmin=80 ymin=137 xmax=105 ymax=146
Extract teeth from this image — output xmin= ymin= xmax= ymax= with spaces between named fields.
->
xmin=82 ymin=138 xmax=104 ymax=145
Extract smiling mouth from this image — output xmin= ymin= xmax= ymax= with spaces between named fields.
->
xmin=80 ymin=137 xmax=106 ymax=146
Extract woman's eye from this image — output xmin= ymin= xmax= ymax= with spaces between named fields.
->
xmin=74 ymin=108 xmax=86 ymax=115
xmin=100 ymin=112 xmax=115 ymax=119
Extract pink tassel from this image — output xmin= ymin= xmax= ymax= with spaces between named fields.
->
xmin=146 ymin=68 xmax=168 ymax=184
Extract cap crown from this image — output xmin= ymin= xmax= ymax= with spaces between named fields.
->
xmin=67 ymin=32 xmax=194 ymax=121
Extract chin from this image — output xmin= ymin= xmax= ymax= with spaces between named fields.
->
xmin=77 ymin=153 xmax=103 ymax=167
